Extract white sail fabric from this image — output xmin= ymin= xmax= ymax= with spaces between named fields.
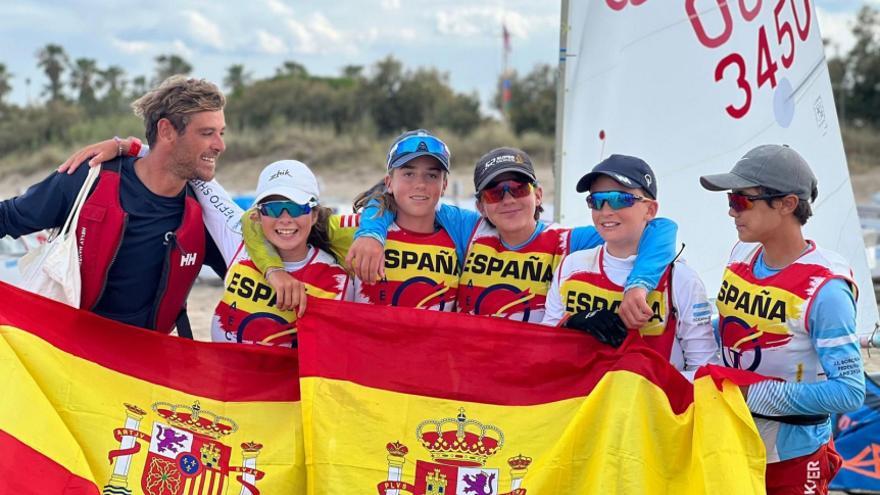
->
xmin=557 ymin=1 xmax=878 ymax=333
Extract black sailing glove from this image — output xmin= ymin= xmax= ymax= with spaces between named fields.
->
xmin=563 ymin=309 xmax=628 ymax=348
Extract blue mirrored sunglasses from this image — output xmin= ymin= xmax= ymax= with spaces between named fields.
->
xmin=258 ymin=200 xmax=313 ymax=218
xmin=585 ymin=191 xmax=649 ymax=210
xmin=387 ymin=135 xmax=450 ymax=167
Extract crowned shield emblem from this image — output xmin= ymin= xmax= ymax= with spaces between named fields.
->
xmin=102 ymin=402 xmax=265 ymax=495
xmin=376 ymin=408 xmax=531 ymax=495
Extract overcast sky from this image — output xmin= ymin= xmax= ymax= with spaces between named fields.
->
xmin=0 ymin=1 xmax=872 ymax=110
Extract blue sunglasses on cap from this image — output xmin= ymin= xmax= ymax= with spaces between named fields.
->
xmin=387 ymin=135 xmax=450 ymax=169
xmin=585 ymin=191 xmax=650 ymax=210
xmin=258 ymin=200 xmax=314 ymax=218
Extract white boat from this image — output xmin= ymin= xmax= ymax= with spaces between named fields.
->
xmin=554 ymin=1 xmax=879 ymax=336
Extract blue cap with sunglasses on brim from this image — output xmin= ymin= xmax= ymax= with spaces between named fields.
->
xmin=254 ymin=160 xmax=320 ymax=206
xmin=386 ymin=129 xmax=451 ymax=171
xmin=576 ymin=154 xmax=658 ymax=199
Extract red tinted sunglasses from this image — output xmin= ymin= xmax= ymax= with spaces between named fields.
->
xmin=727 ymin=192 xmax=787 ymax=212
xmin=478 ymin=180 xmax=534 ymax=204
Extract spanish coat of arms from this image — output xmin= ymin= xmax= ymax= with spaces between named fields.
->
xmin=376 ymin=408 xmax=531 ymax=495
xmin=101 ymin=401 xmax=265 ymax=495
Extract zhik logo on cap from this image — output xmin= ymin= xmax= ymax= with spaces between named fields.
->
xmin=269 ymin=169 xmax=292 ymax=181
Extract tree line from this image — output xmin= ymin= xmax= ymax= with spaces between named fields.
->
xmin=0 ymin=43 xmax=558 ymax=160
xmin=5 ymin=4 xmax=875 ymax=162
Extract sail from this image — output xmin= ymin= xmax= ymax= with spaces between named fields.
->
xmin=556 ymin=1 xmax=878 ymax=334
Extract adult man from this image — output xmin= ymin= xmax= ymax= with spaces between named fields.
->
xmin=0 ymin=76 xmax=227 ymax=334
xmin=700 ymin=144 xmax=865 ymax=495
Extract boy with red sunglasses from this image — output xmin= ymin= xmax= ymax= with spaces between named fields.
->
xmin=700 ymin=144 xmax=864 ymax=495
xmin=349 ymin=147 xmax=679 ymax=325
xmin=542 ymin=154 xmax=718 ymax=380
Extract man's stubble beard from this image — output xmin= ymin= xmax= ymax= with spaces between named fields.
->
xmin=169 ymin=149 xmax=216 ymax=182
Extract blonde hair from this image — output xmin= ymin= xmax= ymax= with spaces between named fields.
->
xmin=132 ymin=75 xmax=225 ymax=146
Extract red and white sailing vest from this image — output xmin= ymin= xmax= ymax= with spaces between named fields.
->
xmin=213 ymin=245 xmax=350 ymax=347
xmin=353 ymin=221 xmax=460 ymax=312
xmin=458 ymin=220 xmax=570 ymax=322
xmin=76 ymin=163 xmax=205 ymax=333
xmin=716 ymin=241 xmax=855 ymax=380
xmin=557 ymin=247 xmax=677 ymax=360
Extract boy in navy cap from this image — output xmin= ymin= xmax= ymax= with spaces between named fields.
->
xmin=543 ymin=154 xmax=718 ymax=380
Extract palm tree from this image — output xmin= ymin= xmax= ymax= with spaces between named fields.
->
xmin=154 ymin=54 xmax=192 ymax=84
xmin=100 ymin=65 xmax=126 ymax=94
xmin=223 ymin=64 xmax=251 ymax=95
xmin=36 ymin=43 xmax=69 ymax=101
xmin=130 ymin=75 xmax=148 ymax=99
xmin=98 ymin=65 xmax=126 ymax=113
xmin=276 ymin=61 xmax=308 ymax=78
xmin=0 ymin=64 xmax=12 ymax=106
xmin=69 ymin=58 xmax=103 ymax=108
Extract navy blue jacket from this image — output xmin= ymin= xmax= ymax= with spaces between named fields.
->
xmin=0 ymin=158 xmax=226 ymax=328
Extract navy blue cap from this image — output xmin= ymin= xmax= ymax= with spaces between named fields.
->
xmin=576 ymin=154 xmax=657 ymax=199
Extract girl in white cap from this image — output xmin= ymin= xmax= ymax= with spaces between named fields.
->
xmin=202 ymin=160 xmax=352 ymax=347
xmin=245 ymin=129 xmax=461 ymax=312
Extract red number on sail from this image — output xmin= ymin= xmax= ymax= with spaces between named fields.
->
xmin=756 ymin=26 xmax=779 ymax=88
xmin=739 ymin=0 xmax=762 ymax=21
xmin=606 ymin=0 xmax=648 ymax=11
xmin=791 ymin=0 xmax=811 ymax=41
xmin=686 ymin=0 xmax=734 ymax=48
xmin=774 ymin=0 xmax=795 ymax=68
xmin=715 ymin=53 xmax=752 ymax=119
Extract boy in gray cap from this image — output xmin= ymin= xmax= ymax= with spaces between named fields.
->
xmin=700 ymin=144 xmax=865 ymax=495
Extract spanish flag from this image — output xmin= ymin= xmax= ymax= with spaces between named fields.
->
xmin=298 ymin=298 xmax=767 ymax=494
xmin=0 ymin=282 xmax=303 ymax=495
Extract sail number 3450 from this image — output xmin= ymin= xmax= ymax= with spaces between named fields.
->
xmin=688 ymin=0 xmax=813 ymax=119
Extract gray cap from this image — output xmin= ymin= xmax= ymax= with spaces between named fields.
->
xmin=473 ymin=147 xmax=537 ymax=191
xmin=700 ymin=144 xmax=818 ymax=201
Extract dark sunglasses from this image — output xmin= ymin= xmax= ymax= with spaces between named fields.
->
xmin=258 ymin=200 xmax=313 ymax=218
xmin=585 ymin=191 xmax=649 ymax=210
xmin=478 ymin=180 xmax=534 ymax=204
xmin=387 ymin=135 xmax=450 ymax=167
xmin=727 ymin=192 xmax=788 ymax=212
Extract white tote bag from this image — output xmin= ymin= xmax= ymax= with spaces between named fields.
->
xmin=18 ymin=166 xmax=101 ymax=307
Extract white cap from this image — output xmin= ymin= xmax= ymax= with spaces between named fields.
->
xmin=254 ymin=160 xmax=320 ymax=205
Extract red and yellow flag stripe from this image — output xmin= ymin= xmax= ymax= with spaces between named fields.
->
xmin=297 ymin=298 xmax=766 ymax=495
xmin=0 ymin=282 xmax=303 ymax=495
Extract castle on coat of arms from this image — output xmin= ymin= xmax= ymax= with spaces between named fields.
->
xmin=377 ymin=408 xmax=531 ymax=495
xmin=101 ymin=401 xmax=265 ymax=495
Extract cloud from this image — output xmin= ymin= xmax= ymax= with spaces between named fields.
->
xmin=266 ymin=0 xmax=294 ymax=16
xmin=285 ymin=13 xmax=356 ymax=55
xmin=111 ymin=37 xmax=154 ymax=55
xmin=171 ymin=40 xmax=194 ymax=59
xmin=182 ymin=10 xmax=224 ymax=49
xmin=309 ymin=13 xmax=345 ymax=44
xmin=256 ymin=30 xmax=288 ymax=54
xmin=435 ymin=7 xmax=554 ymax=40
xmin=381 ymin=0 xmax=401 ymax=10
xmin=286 ymin=18 xmax=317 ymax=54
xmin=816 ymin=8 xmax=857 ymax=56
